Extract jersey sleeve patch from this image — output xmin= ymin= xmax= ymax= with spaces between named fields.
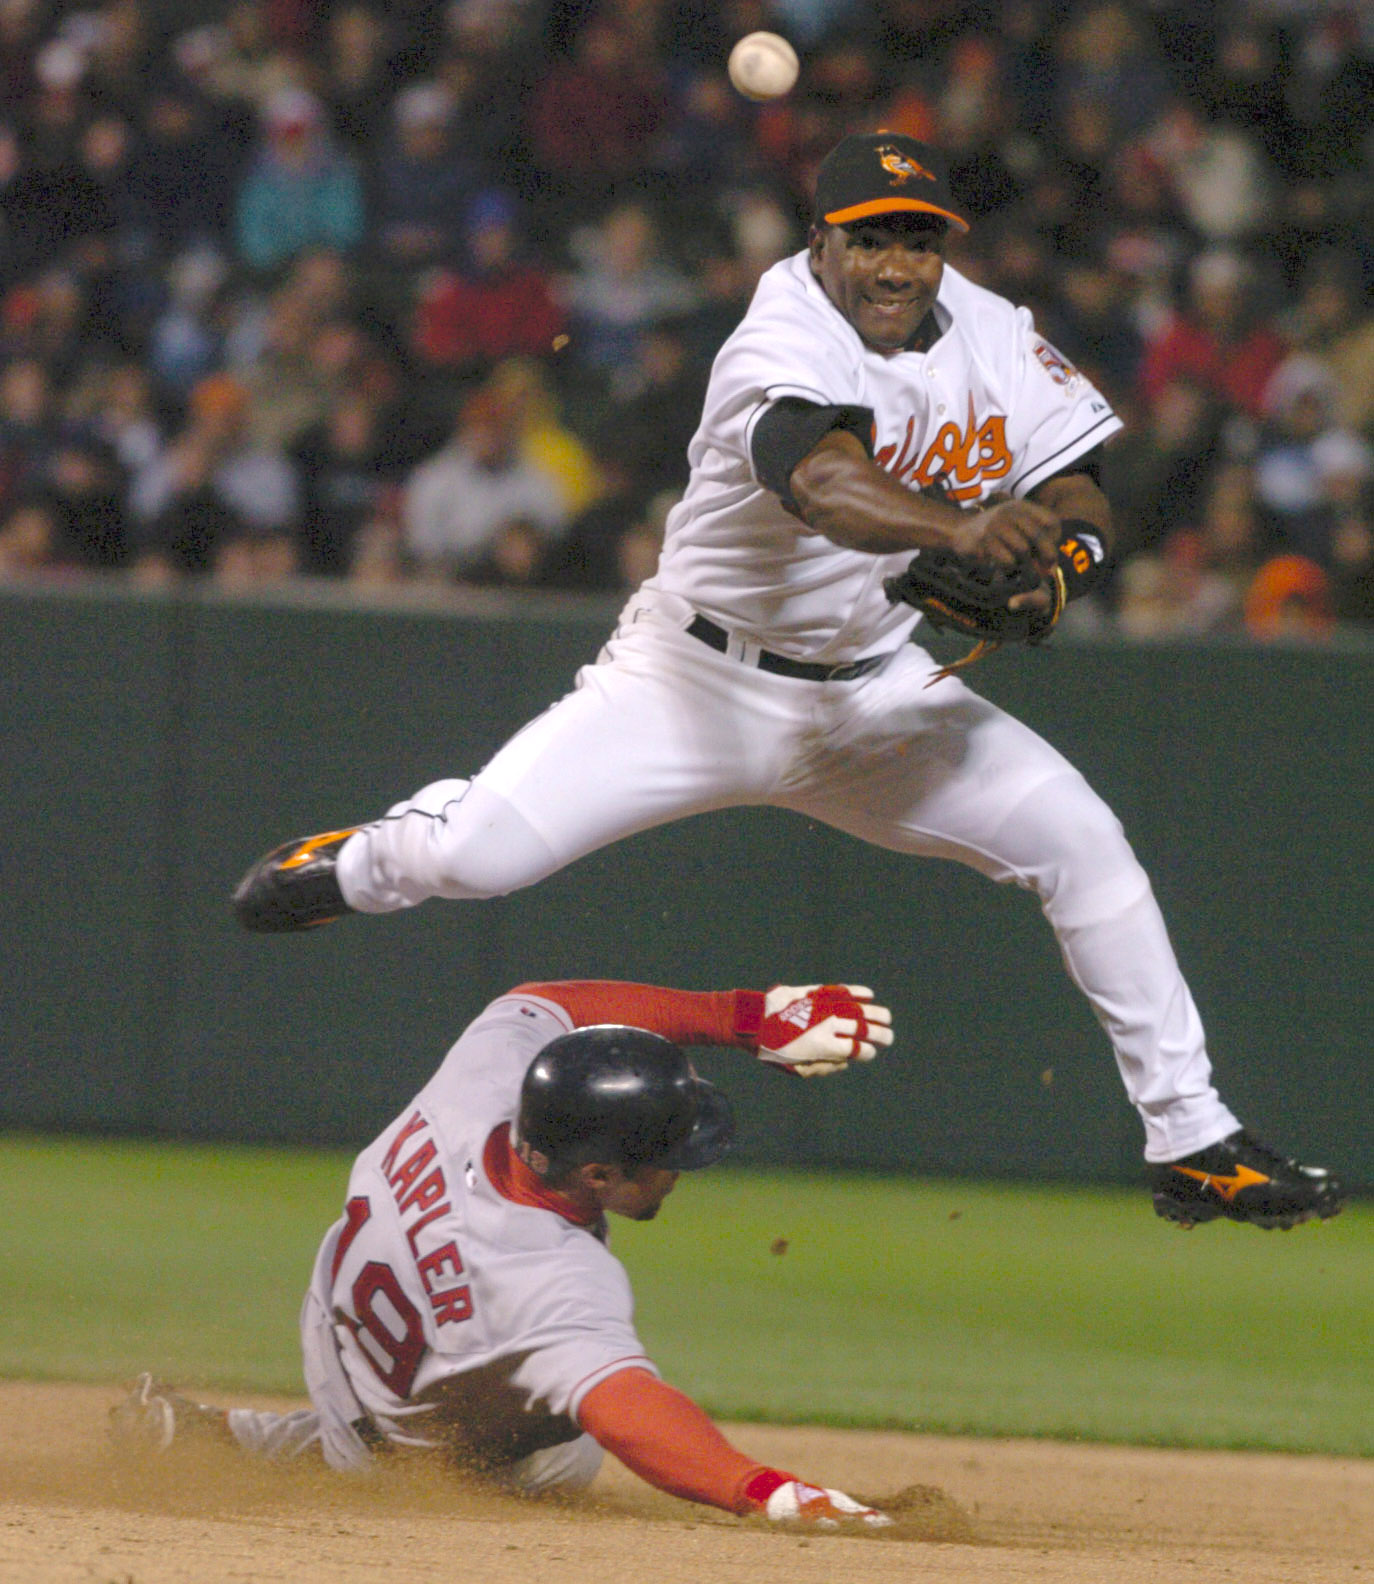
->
xmin=1005 ymin=315 xmax=1123 ymax=498
xmin=1031 ymin=338 xmax=1080 ymax=388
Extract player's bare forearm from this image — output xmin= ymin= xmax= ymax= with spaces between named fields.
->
xmin=1029 ymin=472 xmax=1115 ymax=558
xmin=789 ymin=430 xmax=1061 ymax=568
xmin=789 ymin=430 xmax=970 ymax=552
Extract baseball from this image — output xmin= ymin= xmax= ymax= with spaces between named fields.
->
xmin=728 ymin=31 xmax=799 ymax=102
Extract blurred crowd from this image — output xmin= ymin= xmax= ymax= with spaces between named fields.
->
xmin=0 ymin=0 xmax=1371 ymax=640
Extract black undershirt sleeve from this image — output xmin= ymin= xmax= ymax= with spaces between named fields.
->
xmin=750 ymin=402 xmax=1102 ymax=510
xmin=1036 ymin=446 xmax=1105 ymax=489
xmin=751 ymin=397 xmax=875 ymax=509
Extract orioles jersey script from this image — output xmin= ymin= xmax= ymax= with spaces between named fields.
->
xmin=317 ymin=991 xmax=657 ymax=1462
xmin=647 ymin=251 xmax=1122 ymax=661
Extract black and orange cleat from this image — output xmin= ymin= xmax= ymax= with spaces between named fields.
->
xmin=1149 ymin=1129 xmax=1345 ymax=1230
xmin=231 ymin=827 xmax=359 ymax=933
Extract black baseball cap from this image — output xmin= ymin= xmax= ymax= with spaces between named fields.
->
xmin=815 ymin=132 xmax=969 ymax=233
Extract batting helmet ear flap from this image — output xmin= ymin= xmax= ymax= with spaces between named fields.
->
xmin=655 ymin=1075 xmax=734 ymax=1171
xmin=517 ymin=1026 xmax=736 ymax=1180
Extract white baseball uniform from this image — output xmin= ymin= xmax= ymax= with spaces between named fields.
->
xmin=335 ymin=251 xmax=1240 ymax=1163
xmin=226 ymin=987 xmax=662 ymax=1487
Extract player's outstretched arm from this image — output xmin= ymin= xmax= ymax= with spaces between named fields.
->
xmin=578 ymin=1368 xmax=892 ymax=1528
xmin=512 ymin=980 xmax=894 ymax=1078
xmin=789 ymin=427 xmax=1061 ymax=566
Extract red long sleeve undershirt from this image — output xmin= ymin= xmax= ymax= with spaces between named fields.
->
xmin=510 ymin=981 xmax=788 ymax=1512
xmin=511 ymin=980 xmax=766 ymax=1048
xmin=578 ymin=1368 xmax=792 ymax=1514
xmin=507 ymin=981 xmax=789 ymax=1511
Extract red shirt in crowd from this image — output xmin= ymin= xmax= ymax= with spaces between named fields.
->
xmin=1139 ymin=313 xmax=1288 ymax=419
xmin=414 ymin=266 xmax=566 ymax=370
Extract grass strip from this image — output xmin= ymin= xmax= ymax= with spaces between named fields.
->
xmin=2 ymin=1134 xmax=1368 ymax=1453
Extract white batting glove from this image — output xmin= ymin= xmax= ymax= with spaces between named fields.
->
xmin=764 ymin=1479 xmax=894 ymax=1529
xmin=756 ymin=984 xmax=894 ymax=1077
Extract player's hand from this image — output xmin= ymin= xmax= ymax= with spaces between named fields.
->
xmin=763 ymin=1479 xmax=894 ymax=1529
xmin=952 ymin=496 xmax=1060 ymax=573
xmin=756 ymin=984 xmax=894 ymax=1077
xmin=1007 ymin=577 xmax=1055 ymax=616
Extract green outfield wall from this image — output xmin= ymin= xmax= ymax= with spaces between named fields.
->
xmin=3 ymin=581 xmax=1370 ymax=1185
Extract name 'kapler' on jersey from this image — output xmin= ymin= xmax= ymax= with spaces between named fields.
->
xmin=647 ymin=252 xmax=1122 ymax=662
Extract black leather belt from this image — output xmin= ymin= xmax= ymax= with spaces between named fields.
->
xmin=686 ymin=614 xmax=887 ymax=682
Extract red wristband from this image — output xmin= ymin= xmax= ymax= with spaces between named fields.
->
xmin=740 ymin=1467 xmax=796 ymax=1510
xmin=731 ymin=989 xmax=765 ymax=1045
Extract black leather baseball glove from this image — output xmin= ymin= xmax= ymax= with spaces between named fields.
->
xmin=883 ymin=548 xmax=1065 ymax=677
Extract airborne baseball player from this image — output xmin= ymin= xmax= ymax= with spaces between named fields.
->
xmin=233 ymin=132 xmax=1344 ymax=1232
xmin=115 ymin=978 xmax=897 ymax=1529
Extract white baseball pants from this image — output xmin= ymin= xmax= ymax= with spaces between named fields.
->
xmin=336 ymin=593 xmax=1239 ymax=1162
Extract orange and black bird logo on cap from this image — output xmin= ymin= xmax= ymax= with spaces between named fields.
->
xmin=877 ymin=145 xmax=936 ymax=185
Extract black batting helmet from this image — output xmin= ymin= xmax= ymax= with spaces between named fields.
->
xmin=517 ymin=1025 xmax=735 ymax=1181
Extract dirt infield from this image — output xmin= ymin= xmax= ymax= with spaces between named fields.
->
xmin=1 ymin=1382 xmax=1369 ymax=1584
